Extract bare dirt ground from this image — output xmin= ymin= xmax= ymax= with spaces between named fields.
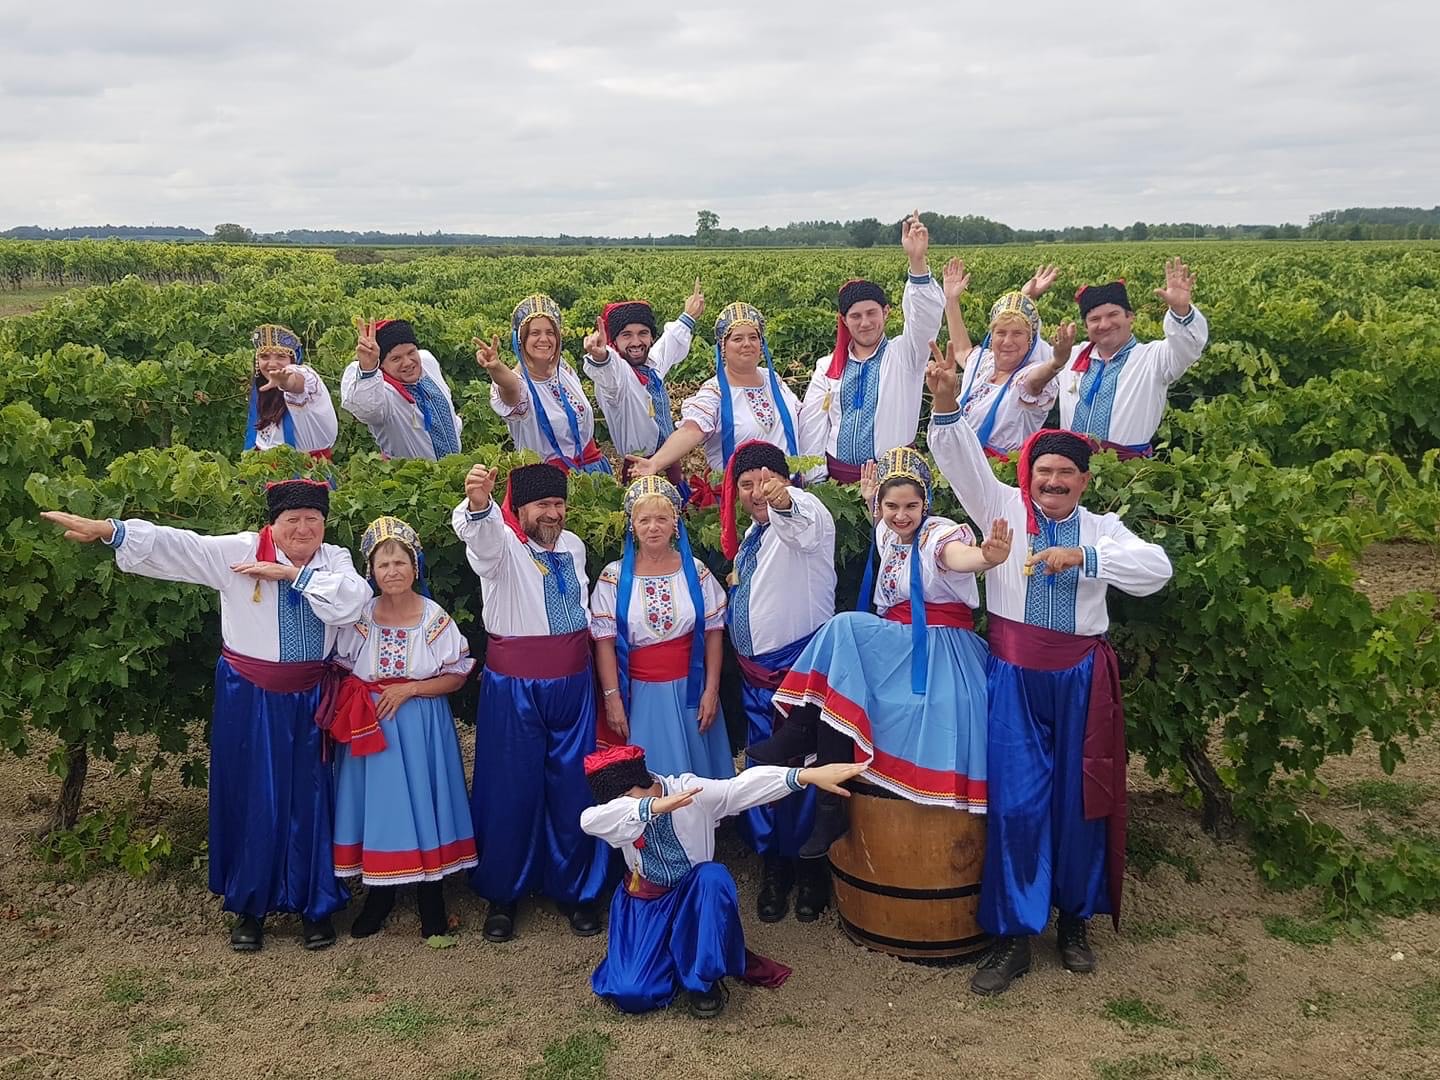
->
xmin=2 ymin=544 xmax=1437 ymax=1080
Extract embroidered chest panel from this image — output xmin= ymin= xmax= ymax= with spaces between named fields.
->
xmin=1024 ymin=514 xmax=1083 ymax=633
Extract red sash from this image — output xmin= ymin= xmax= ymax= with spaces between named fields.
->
xmin=629 ymin=638 xmax=692 ymax=683
xmin=881 ymin=601 xmax=975 ymax=630
xmin=983 ymin=446 xmax=1012 ymax=462
xmin=485 ymin=628 xmax=591 ymax=679
xmin=986 ymin=614 xmax=1127 ymax=928
xmin=547 ymin=439 xmax=608 ymax=473
xmin=1098 ymin=439 xmax=1154 ymax=461
xmin=219 ymin=647 xmax=347 ymax=756
xmin=329 ymin=675 xmax=413 ymax=757
xmin=824 ymin=455 xmax=863 ymax=484
xmin=735 ymin=652 xmax=786 ymax=692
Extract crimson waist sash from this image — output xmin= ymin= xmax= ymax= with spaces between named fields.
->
xmin=484 ymin=628 xmax=591 ymax=679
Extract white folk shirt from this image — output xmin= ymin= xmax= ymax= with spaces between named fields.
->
xmin=800 ymin=273 xmax=945 ymax=467
xmin=252 ymin=365 xmax=339 ymax=454
xmin=450 ymin=499 xmax=591 ymax=638
xmin=956 ymin=342 xmax=1060 ymax=455
xmin=590 ymin=558 xmax=727 ymax=644
xmin=871 ymin=517 xmax=980 ymax=613
xmin=488 ymin=359 xmax=598 ymax=464
xmin=581 ymin=766 xmax=805 ymax=886
xmin=584 ymin=316 xmax=696 ymax=458
xmin=105 ymin=519 xmax=370 ymax=662
xmin=1057 ymin=307 xmax=1209 ymax=447
xmin=680 ymin=369 xmax=808 ymax=473
xmin=334 ymin=597 xmax=476 ymax=681
xmin=340 ymin=350 xmax=464 ymax=461
xmin=927 ymin=410 xmax=1172 ymax=637
xmin=728 ymin=488 xmax=837 ymax=658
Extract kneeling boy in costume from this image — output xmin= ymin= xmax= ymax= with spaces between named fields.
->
xmin=581 ymin=746 xmax=865 ymax=1018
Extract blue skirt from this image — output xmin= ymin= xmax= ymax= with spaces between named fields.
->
xmin=628 ymin=676 xmax=735 ymax=781
xmin=774 ymin=612 xmax=990 ymax=810
xmin=209 ymin=657 xmax=348 ymax=921
xmin=333 ymin=692 xmax=478 ymax=886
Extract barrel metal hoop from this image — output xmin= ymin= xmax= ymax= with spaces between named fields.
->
xmin=837 ymin=913 xmax=990 ymax=955
xmin=829 ymin=861 xmax=981 ymax=901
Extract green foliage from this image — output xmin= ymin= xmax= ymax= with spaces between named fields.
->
xmin=525 ymin=1031 xmax=612 ymax=1080
xmin=1337 ymin=779 xmax=1436 ymax=817
xmin=1102 ymin=996 xmax=1176 ymax=1029
xmin=368 ymin=1001 xmax=447 ymax=1040
xmin=36 ymin=810 xmax=173 ymax=879
xmin=1261 ymin=914 xmax=1338 ymax=947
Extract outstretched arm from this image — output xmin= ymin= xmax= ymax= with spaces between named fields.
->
xmin=925 ymin=341 xmax=1013 ymax=526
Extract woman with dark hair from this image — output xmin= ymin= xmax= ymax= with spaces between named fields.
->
xmin=245 ymin=324 xmax=338 ymax=458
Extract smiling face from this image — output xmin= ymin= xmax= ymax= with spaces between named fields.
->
xmin=380 ymin=342 xmax=422 ymax=384
xmin=878 ymin=479 xmax=926 ymax=543
xmin=722 ymin=324 xmax=762 ymax=372
xmin=272 ymin=508 xmax=325 ymax=565
xmin=519 ymin=496 xmax=567 ymax=547
xmin=735 ymin=469 xmax=770 ymax=525
xmin=844 ymin=300 xmax=889 ymax=353
xmin=630 ymin=496 xmax=677 ymax=556
xmin=255 ymin=348 xmax=293 ymax=379
xmin=989 ymin=314 xmax=1034 ymax=372
xmin=1029 ymin=453 xmax=1090 ymax=520
xmin=370 ymin=539 xmax=417 ymax=596
xmin=614 ymin=324 xmax=654 ymax=367
xmin=522 ymin=317 xmax=559 ymax=368
xmin=1083 ymin=303 xmax=1136 ymax=356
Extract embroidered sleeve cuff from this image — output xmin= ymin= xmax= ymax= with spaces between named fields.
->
xmin=105 ymin=519 xmax=126 ymax=548
xmin=930 ymin=409 xmax=962 ymax=427
xmin=291 ymin=566 xmax=315 ymax=593
xmin=785 ymin=767 xmax=803 ymax=793
xmin=357 ymin=367 xmax=380 ymax=380
xmin=638 ymin=797 xmax=656 ymax=823
xmin=678 ymin=313 xmax=696 ymax=331
xmin=1169 ymin=307 xmax=1197 ymax=326
xmin=1082 ymin=546 xmax=1099 ymax=578
xmin=908 ymin=272 xmax=933 ymax=285
xmin=770 ymin=502 xmax=796 ymax=518
xmin=466 ymin=503 xmax=494 ymax=522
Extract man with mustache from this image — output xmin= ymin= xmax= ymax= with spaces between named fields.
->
xmin=583 ymin=282 xmax=705 ymax=484
xmin=451 ymin=462 xmax=609 ymax=942
xmin=1059 ymin=260 xmax=1208 ymax=458
xmin=342 ymin=317 xmax=464 ymax=460
xmin=925 ymin=343 xmax=1173 ymax=995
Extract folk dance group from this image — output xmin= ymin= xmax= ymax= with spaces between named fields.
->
xmin=41 ymin=216 xmax=1208 ymax=1014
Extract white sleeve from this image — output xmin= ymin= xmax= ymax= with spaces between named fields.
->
xmin=583 ymin=347 xmax=629 ymax=398
xmin=1085 ymin=513 xmax=1173 ymax=597
xmin=489 ymin=376 xmax=530 ymax=421
xmin=1153 ymin=306 xmax=1209 ymax=384
xmin=767 ymin=488 xmax=832 ymax=555
xmin=648 ymin=316 xmax=697 ymax=379
xmin=923 ymin=519 xmax=977 ymax=570
xmin=691 ymin=766 xmax=806 ymax=820
xmin=697 ymin=563 xmax=727 ymax=631
xmin=892 ymin=273 xmax=945 ymax=373
xmin=450 ymin=499 xmax=530 ymax=582
xmin=799 ymin=359 xmax=837 ymax=460
xmin=292 ymin=550 xmax=372 ymax=627
xmin=927 ymin=410 xmax=1010 ymax=527
xmin=679 ymin=383 xmax=721 ymax=437
xmin=425 ymin=605 xmax=476 ymax=677
xmin=109 ymin=519 xmax=252 ymax=592
xmin=580 ymin=797 xmax=649 ymax=847
xmin=589 ymin=567 xmax=620 ymax=640
xmin=1017 ymin=339 xmax=1060 ymax=407
xmin=339 ymin=362 xmax=398 ymax=425
xmin=333 ymin=622 xmax=365 ymax=671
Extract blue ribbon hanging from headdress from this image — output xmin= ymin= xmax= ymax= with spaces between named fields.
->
xmin=245 ymin=324 xmax=304 ymax=451
xmin=854 ymin=448 xmax=933 ymax=694
xmin=512 ymin=294 xmax=585 ymax=469
xmin=956 ymin=293 xmax=1043 ymax=452
xmin=613 ymin=477 xmax=707 ymax=715
xmin=713 ymin=303 xmax=798 ymax=468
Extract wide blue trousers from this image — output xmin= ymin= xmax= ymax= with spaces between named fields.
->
xmin=734 ymin=639 xmax=815 ymax=858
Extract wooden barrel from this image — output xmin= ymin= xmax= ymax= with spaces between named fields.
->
xmin=828 ymin=780 xmax=990 ymax=963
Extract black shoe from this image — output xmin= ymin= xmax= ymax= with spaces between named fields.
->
xmin=686 ymin=982 xmax=729 ymax=1019
xmin=794 ymin=860 xmax=830 ymax=922
xmin=350 ymin=885 xmax=397 ymax=939
xmin=482 ymin=902 xmax=517 ymax=943
xmin=746 ymin=708 xmax=818 ymax=765
xmin=565 ymin=902 xmax=602 ymax=938
xmin=417 ymin=882 xmax=448 ymax=939
xmin=230 ymin=915 xmax=264 ymax=953
xmin=756 ymin=854 xmax=794 ymax=923
xmin=301 ymin=917 xmax=336 ymax=951
xmin=969 ymin=935 xmax=1032 ymax=996
xmin=1057 ymin=914 xmax=1097 ymax=973
xmin=798 ymin=793 xmax=849 ymax=859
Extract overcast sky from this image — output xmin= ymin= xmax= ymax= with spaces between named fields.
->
xmin=3 ymin=1 xmax=1436 ymax=235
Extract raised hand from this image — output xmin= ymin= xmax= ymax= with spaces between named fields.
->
xmin=40 ymin=511 xmax=115 ymax=544
xmin=757 ymin=467 xmax=792 ymax=511
xmin=858 ymin=459 xmax=879 ymax=515
xmin=229 ymin=560 xmax=300 ymax=582
xmin=684 ymin=277 xmax=706 ymax=321
xmin=355 ymin=317 xmax=380 ymax=370
xmin=1022 ymin=263 xmax=1061 ymax=299
xmin=943 ymin=257 xmax=970 ymax=304
xmin=473 ymin=334 xmax=504 ymax=374
xmin=625 ymin=454 xmax=660 ymax=478
xmin=798 ymin=761 xmax=868 ymax=795
xmin=980 ymin=518 xmax=1013 ymax=569
xmin=1024 ymin=546 xmax=1085 ymax=576
xmin=1153 ymin=257 xmax=1197 ymax=315
xmin=465 ymin=464 xmax=498 ymax=511
xmin=1050 ymin=320 xmax=1078 ymax=364
xmin=583 ymin=317 xmax=608 ymax=361
xmin=925 ymin=340 xmax=960 ymax=411
xmin=651 ymin=786 xmax=704 ymax=815
xmin=901 ymin=208 xmax=930 ymax=272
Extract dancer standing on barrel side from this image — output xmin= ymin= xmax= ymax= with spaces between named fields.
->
xmin=925 ymin=340 xmax=1173 ymax=995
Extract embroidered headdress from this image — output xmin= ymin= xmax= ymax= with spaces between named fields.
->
xmin=875 ymin=446 xmax=932 ymax=506
xmin=511 ymin=294 xmax=563 ymax=338
xmin=360 ymin=514 xmax=430 ymax=597
xmin=988 ymin=292 xmax=1042 ymax=338
xmin=623 ymin=474 xmax=683 ymax=517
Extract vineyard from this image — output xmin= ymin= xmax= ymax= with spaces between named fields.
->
xmin=1 ymin=239 xmax=1438 ymax=1077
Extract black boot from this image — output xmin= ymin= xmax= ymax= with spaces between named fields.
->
xmin=563 ymin=901 xmax=602 ymax=937
xmin=482 ymin=901 xmax=517 ymax=943
xmin=755 ymin=854 xmax=794 ymax=923
xmin=798 ymin=793 xmax=849 ymax=859
xmin=746 ymin=705 xmax=819 ymax=765
xmin=416 ymin=882 xmax=448 ymax=939
xmin=350 ymin=885 xmax=397 ymax=939
xmin=686 ymin=981 xmax=729 ymax=1019
xmin=969 ymin=935 xmax=1032 ymax=996
xmin=794 ymin=858 xmax=830 ymax=922
xmin=1057 ymin=913 xmax=1097 ymax=973
xmin=301 ymin=916 xmax=336 ymax=950
xmin=230 ymin=914 xmax=264 ymax=953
